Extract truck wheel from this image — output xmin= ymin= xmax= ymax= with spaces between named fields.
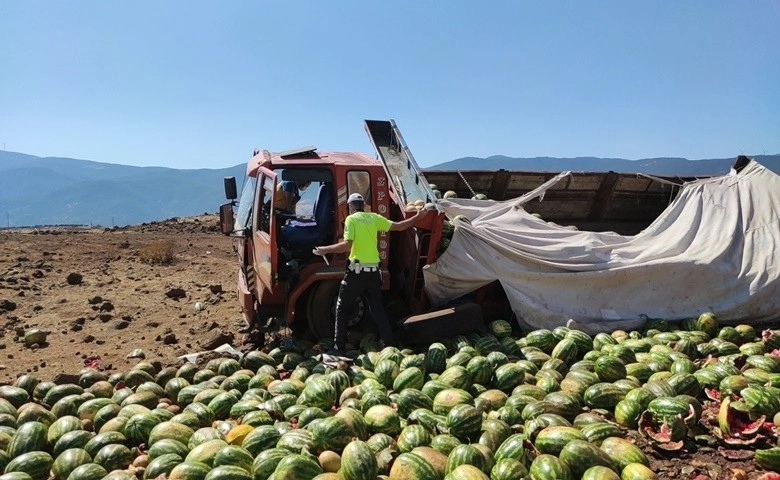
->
xmin=307 ymin=280 xmax=367 ymax=340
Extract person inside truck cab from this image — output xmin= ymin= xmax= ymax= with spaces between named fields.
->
xmin=313 ymin=193 xmax=430 ymax=356
xmin=274 ymin=180 xmax=310 ymax=215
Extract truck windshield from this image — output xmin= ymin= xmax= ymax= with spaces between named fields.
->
xmin=234 ymin=177 xmax=257 ymax=231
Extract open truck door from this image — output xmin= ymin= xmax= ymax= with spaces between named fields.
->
xmin=250 ymin=168 xmax=282 ymax=294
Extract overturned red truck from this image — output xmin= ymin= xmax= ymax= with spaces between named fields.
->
xmin=219 ymin=120 xmax=778 ymax=343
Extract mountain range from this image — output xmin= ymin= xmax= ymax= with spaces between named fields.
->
xmin=1 ymin=150 xmax=778 ymax=227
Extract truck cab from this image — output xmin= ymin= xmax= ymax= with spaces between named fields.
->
xmin=219 ymin=123 xmax=446 ymax=343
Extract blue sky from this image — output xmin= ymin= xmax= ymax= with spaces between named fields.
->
xmin=1 ymin=1 xmax=778 ymax=169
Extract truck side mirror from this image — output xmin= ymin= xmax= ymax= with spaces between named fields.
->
xmin=224 ymin=177 xmax=237 ymax=200
xmin=219 ymin=203 xmax=235 ymax=235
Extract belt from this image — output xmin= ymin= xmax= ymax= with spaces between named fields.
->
xmin=348 ymin=262 xmax=379 ymax=273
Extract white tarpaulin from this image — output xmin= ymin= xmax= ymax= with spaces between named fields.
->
xmin=423 ymin=160 xmax=780 ymax=333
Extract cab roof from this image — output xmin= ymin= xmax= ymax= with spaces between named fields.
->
xmin=245 ymin=148 xmax=378 ymax=177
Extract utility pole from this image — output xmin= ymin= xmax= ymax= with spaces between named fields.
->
xmin=6 ymin=212 xmax=9 ymax=228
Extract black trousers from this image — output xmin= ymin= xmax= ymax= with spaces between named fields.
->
xmin=333 ymin=270 xmax=396 ymax=349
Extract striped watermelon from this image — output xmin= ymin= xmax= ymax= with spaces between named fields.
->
xmin=47 ymin=416 xmax=83 ymax=447
xmin=433 ymin=388 xmax=474 ymax=415
xmin=236 ymin=426 xmax=277 ymax=455
xmin=272 ymin=454 xmax=323 ymax=480
xmin=144 ymin=453 xmax=184 ymax=479
xmin=446 ymin=464 xmax=490 ymax=479
xmin=580 ymin=422 xmax=623 ymax=445
xmin=529 ymin=454 xmax=573 ymax=480
xmin=65 ymin=463 xmax=107 ymax=480
xmin=488 ymin=320 xmax=513 ymax=339
xmin=445 ymin=404 xmax=482 ymax=441
xmin=7 ymin=422 xmax=48 ymax=457
xmin=594 ymin=356 xmax=627 ymax=382
xmin=422 ymin=380 xmax=450 ymax=400
xmin=203 ymin=465 xmax=253 ymax=480
xmin=299 ymin=379 xmax=337 ymax=411
xmin=396 ymin=425 xmax=432 ymax=453
xmin=363 ymin=405 xmax=400 ymax=437
xmin=583 ymin=383 xmax=626 ymax=410
xmin=396 ymin=388 xmax=433 ymax=418
xmin=490 ymin=458 xmax=528 ymax=480
xmin=438 ymin=366 xmax=473 ymax=391
xmin=147 ymin=421 xmax=194 ymax=448
xmin=389 ymin=453 xmax=440 ymax=480
xmin=393 ymin=367 xmax=424 ymax=392
xmin=51 ymin=449 xmax=92 ymax=480
xmin=3 ymin=451 xmax=54 ymax=480
xmin=551 ymin=339 xmax=578 ymax=365
xmin=168 ymin=461 xmax=212 ymax=480
xmin=251 ymin=448 xmax=288 ymax=480
xmin=494 ymin=433 xmax=531 ymax=466
xmin=559 ymin=440 xmax=617 ymax=478
xmin=309 ymin=416 xmax=352 ymax=453
xmin=186 ymin=439 xmax=228 ymax=467
xmin=425 ymin=344 xmax=448 ymax=374
xmin=334 ymin=407 xmax=368 ymax=441
xmin=276 ymin=429 xmax=313 ymax=453
xmin=614 ymin=399 xmax=643 ymax=429
xmin=213 ymin=445 xmax=253 ymax=473
xmin=446 ymin=444 xmax=487 ymax=475
xmin=147 ymin=439 xmax=189 ymax=461
xmin=337 ymin=440 xmax=377 ymax=480
xmin=123 ymin=413 xmax=160 ymax=447
xmin=566 ymin=330 xmax=593 ymax=354
xmin=533 ymin=426 xmax=586 ymax=456
xmin=365 ymin=433 xmax=396 ymax=454
xmin=493 ymin=363 xmax=525 ymax=393
xmin=430 ymin=434 xmax=461 ymax=455
xmin=599 ymin=437 xmax=649 ymax=472
xmin=620 ymin=463 xmax=658 ymax=479
xmin=327 ymin=370 xmax=350 ymax=397
xmin=408 ymin=408 xmax=445 ymax=434
xmin=466 ymin=357 xmax=493 ymax=386
xmin=53 ymin=431 xmax=95 ymax=458
xmin=374 ymin=360 xmax=400 ymax=390
xmin=526 ymin=330 xmax=556 ymax=353
xmin=92 ymin=444 xmax=132 ymax=472
xmin=187 ymin=427 xmax=223 ymax=450
xmin=581 ymin=466 xmax=621 ymax=480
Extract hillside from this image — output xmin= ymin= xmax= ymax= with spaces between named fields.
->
xmin=2 ymin=150 xmax=778 ymax=227
xmin=0 ymin=151 xmax=245 ymax=227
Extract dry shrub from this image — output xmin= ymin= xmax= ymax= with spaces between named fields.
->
xmin=139 ymin=239 xmax=177 ymax=265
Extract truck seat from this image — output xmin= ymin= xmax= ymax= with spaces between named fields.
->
xmin=280 ymin=182 xmax=333 ymax=250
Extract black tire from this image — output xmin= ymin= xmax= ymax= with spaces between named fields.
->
xmin=306 ymin=280 xmax=370 ymax=340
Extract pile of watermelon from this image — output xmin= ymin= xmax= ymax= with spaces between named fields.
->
xmin=1 ymin=313 xmax=780 ymax=480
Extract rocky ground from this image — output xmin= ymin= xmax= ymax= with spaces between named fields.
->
xmin=0 ymin=214 xmax=243 ymax=384
xmin=0 ymin=214 xmax=774 ymax=479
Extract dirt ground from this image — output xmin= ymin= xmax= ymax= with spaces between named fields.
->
xmin=0 ymin=214 xmax=243 ymax=384
xmin=0 ymin=214 xmax=775 ymax=479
